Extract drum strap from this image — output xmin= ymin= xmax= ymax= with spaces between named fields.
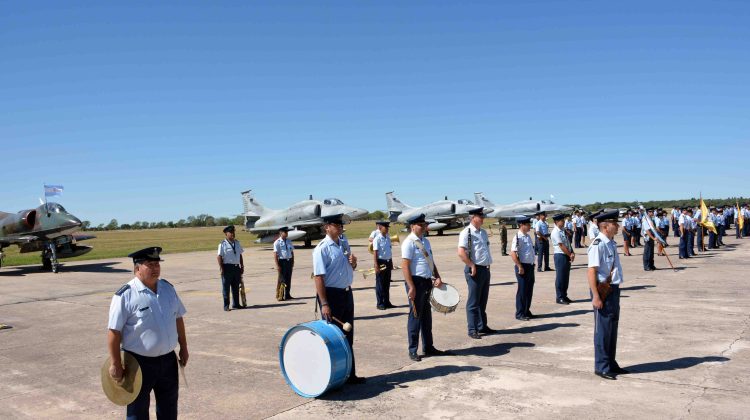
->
xmin=413 ymin=238 xmax=436 ymax=279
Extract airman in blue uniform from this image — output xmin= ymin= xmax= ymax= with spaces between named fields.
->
xmin=458 ymin=207 xmax=494 ymax=339
xmin=274 ymin=227 xmax=295 ymax=300
xmin=402 ymin=213 xmax=454 ymax=361
xmin=511 ymin=216 xmax=536 ymax=320
xmin=372 ymin=221 xmax=394 ymax=310
xmin=535 ymin=212 xmax=552 ymax=271
xmin=217 ymin=225 xmax=245 ymax=311
xmin=107 ymin=247 xmax=189 ymax=420
xmin=551 ymin=213 xmax=574 ymax=304
xmin=641 ymin=208 xmax=657 ymax=271
xmin=312 ymin=214 xmax=365 ymax=384
xmin=587 ymin=210 xmax=628 ymax=380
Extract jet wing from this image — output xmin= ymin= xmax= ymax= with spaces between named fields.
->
xmin=73 ymin=234 xmax=96 ymax=241
xmin=249 ymin=220 xmax=322 ymax=235
xmin=0 ymin=235 xmax=39 ymax=245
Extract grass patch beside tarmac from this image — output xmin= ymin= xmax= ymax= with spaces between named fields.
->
xmin=0 ymin=220 xmax=415 ymax=267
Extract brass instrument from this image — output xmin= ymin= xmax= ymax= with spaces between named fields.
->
xmin=369 ymin=233 xmax=401 ymax=255
xmin=360 ymin=264 xmax=387 ymax=279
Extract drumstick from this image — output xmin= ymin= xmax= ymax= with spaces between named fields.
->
xmin=331 ymin=316 xmax=352 ymax=332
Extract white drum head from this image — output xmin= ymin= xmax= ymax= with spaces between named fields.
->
xmin=282 ymin=328 xmax=331 ymax=396
xmin=432 ymin=283 xmax=460 ymax=306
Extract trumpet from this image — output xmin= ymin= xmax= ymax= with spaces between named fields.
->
xmin=368 ymin=233 xmax=401 ymax=254
xmin=357 ymin=264 xmax=387 ymax=279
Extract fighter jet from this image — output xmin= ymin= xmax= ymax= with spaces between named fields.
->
xmin=474 ymin=192 xmax=572 ymax=218
xmin=0 ymin=202 xmax=94 ymax=272
xmin=385 ymin=192 xmax=487 ymax=235
xmin=240 ymin=190 xmax=369 ymax=247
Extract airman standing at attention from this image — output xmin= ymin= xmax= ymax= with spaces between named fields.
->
xmin=500 ymin=224 xmax=509 ymax=256
xmin=458 ymin=207 xmax=494 ymax=339
xmin=587 ymin=210 xmax=628 ymax=380
xmin=217 ymin=225 xmax=245 ymax=311
xmin=671 ymin=207 xmax=681 ymax=238
xmin=641 ymin=208 xmax=657 ymax=271
xmin=511 ymin=216 xmax=536 ymax=321
xmin=274 ymin=227 xmax=295 ymax=300
xmin=564 ymin=216 xmax=575 ymax=250
xmin=551 ymin=213 xmax=574 ymax=304
xmin=633 ymin=210 xmax=642 ymax=247
xmin=402 ymin=213 xmax=454 ymax=361
xmin=312 ymin=214 xmax=365 ymax=384
xmin=372 ymin=221 xmax=394 ymax=310
xmin=574 ymin=210 xmax=584 ymax=248
xmin=657 ymin=210 xmax=670 ymax=255
xmin=107 ymin=247 xmax=189 ymax=419
xmin=535 ymin=212 xmax=551 ymax=272
xmin=678 ymin=208 xmax=690 ymax=258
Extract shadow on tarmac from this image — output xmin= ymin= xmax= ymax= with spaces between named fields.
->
xmin=498 ymin=322 xmax=580 ymax=335
xmin=533 ymin=309 xmax=590 ymax=319
xmin=321 ymin=364 xmax=482 ymax=401
xmin=490 ymin=281 xmax=515 ymax=287
xmin=0 ymin=262 xmax=130 ymax=276
xmin=452 ymin=341 xmax=535 ymax=357
xmin=250 ymin=302 xmax=307 ymax=309
xmin=627 ymin=356 xmax=729 ymax=373
xmin=356 ymin=312 xmax=407 ymax=321
xmin=620 ymin=285 xmax=656 ymax=291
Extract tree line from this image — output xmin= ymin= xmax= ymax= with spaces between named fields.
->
xmin=82 ymin=210 xmax=391 ymax=231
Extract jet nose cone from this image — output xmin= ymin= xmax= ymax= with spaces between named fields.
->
xmin=65 ymin=214 xmax=82 ymax=227
xmin=345 ymin=207 xmax=369 ymax=220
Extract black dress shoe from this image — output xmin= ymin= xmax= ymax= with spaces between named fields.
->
xmin=224 ymin=307 xmax=230 ymax=311
xmin=611 ymin=367 xmax=630 ymax=374
xmin=563 ymin=297 xmax=573 ymax=303
xmin=376 ymin=305 xmax=386 ymax=310
xmin=479 ymin=327 xmax=496 ymax=335
xmin=556 ymin=298 xmax=569 ymax=305
xmin=526 ymin=312 xmax=534 ymax=319
xmin=545 ymin=268 xmax=554 ymax=271
xmin=644 ymin=268 xmax=652 ymax=271
xmin=595 ymin=371 xmax=617 ymax=380
xmin=232 ymin=306 xmax=242 ymax=309
xmin=409 ymin=352 xmax=421 ymax=361
xmin=423 ymin=347 xmax=454 ymax=356
xmin=385 ymin=303 xmax=397 ymax=309
xmin=346 ymin=375 xmax=366 ymax=384
xmin=516 ymin=316 xmax=530 ymax=321
xmin=468 ymin=332 xmax=481 ymax=339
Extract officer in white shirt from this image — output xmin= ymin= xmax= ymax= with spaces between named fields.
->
xmin=587 ymin=210 xmax=627 ymax=380
xmin=573 ymin=211 xmax=585 ymax=248
xmin=274 ymin=227 xmax=295 ymax=300
xmin=457 ymin=207 xmax=494 ymax=339
xmin=107 ymin=247 xmax=189 ymax=419
xmin=312 ymin=214 xmax=365 ymax=384
xmin=511 ymin=216 xmax=536 ymax=321
xmin=535 ymin=212 xmax=552 ymax=271
xmin=402 ymin=213 xmax=453 ymax=361
xmin=671 ymin=207 xmax=681 ymax=238
xmin=217 ymin=225 xmax=245 ymax=310
xmin=641 ymin=208 xmax=658 ymax=271
xmin=372 ymin=221 xmax=394 ymax=310
xmin=551 ymin=213 xmax=575 ymax=304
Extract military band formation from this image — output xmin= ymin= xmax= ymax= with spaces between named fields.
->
xmin=105 ymin=202 xmax=749 ymax=418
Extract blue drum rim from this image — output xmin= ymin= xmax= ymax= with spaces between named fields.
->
xmin=279 ymin=320 xmax=353 ymax=398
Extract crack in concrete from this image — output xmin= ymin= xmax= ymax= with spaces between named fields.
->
xmin=683 ymin=313 xmax=749 ymax=417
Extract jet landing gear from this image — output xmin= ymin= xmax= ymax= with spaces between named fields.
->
xmin=42 ymin=243 xmax=60 ymax=273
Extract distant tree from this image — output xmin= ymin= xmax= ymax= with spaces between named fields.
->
xmin=167 ymin=221 xmax=175 ymax=228
xmin=156 ymin=221 xmax=166 ymax=229
xmin=120 ymin=224 xmax=132 ymax=230
xmin=176 ymin=219 xmax=187 ymax=228
xmin=96 ymin=223 xmax=104 ymax=231
xmin=105 ymin=219 xmax=119 ymax=230
xmin=81 ymin=220 xmax=91 ymax=230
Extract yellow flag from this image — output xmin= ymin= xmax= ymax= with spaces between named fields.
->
xmin=737 ymin=200 xmax=744 ymax=231
xmin=700 ymin=198 xmax=717 ymax=234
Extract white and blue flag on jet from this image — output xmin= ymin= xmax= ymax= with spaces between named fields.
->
xmin=44 ymin=184 xmax=64 ymax=197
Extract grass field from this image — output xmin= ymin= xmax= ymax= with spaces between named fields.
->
xmin=0 ymin=220 xmax=414 ymax=267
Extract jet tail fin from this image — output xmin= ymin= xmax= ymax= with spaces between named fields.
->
xmin=241 ymin=190 xmax=267 ymax=217
xmin=385 ymin=191 xmax=411 ymax=212
xmin=474 ymin=192 xmax=496 ymax=208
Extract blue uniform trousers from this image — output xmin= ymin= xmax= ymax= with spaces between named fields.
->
xmin=678 ymin=234 xmax=688 ymax=258
xmin=375 ymin=259 xmax=393 ymax=307
xmin=553 ymin=253 xmax=571 ymax=301
xmin=574 ymin=227 xmax=583 ymax=248
xmin=737 ymin=223 xmax=741 ymax=238
xmin=406 ymin=276 xmax=434 ymax=353
xmin=221 ymin=264 xmax=242 ymax=308
xmin=464 ymin=265 xmax=490 ymax=334
xmin=318 ymin=286 xmax=356 ymax=376
xmin=708 ymin=231 xmax=717 ymax=249
xmin=673 ymin=221 xmax=680 ymax=237
xmin=744 ymin=221 xmax=749 ymax=237
xmin=696 ymin=227 xmax=704 ymax=251
xmin=536 ymin=238 xmax=550 ymax=270
xmin=687 ymin=230 xmax=695 ymax=256
xmin=593 ymin=285 xmax=621 ymax=374
xmin=718 ymin=225 xmax=725 ymax=245
xmin=634 ymin=227 xmax=642 ymax=246
xmin=642 ymin=238 xmax=655 ymax=269
xmin=126 ymin=351 xmax=178 ymax=420
xmin=514 ymin=263 xmax=535 ymax=318
xmin=659 ymin=227 xmax=669 ymax=245
xmin=278 ymin=259 xmax=293 ymax=299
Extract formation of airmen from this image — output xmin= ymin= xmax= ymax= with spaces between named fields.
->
xmin=105 ymin=202 xmax=747 ymax=418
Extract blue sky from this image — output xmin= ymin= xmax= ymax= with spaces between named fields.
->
xmin=2 ymin=1 xmax=748 ymax=224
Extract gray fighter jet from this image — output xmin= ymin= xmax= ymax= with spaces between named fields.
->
xmin=0 ymin=202 xmax=94 ymax=272
xmin=385 ymin=192 xmax=487 ymax=235
xmin=241 ymin=190 xmax=369 ymax=247
xmin=474 ymin=192 xmax=572 ymax=218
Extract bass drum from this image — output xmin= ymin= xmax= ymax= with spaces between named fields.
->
xmin=279 ymin=320 xmax=352 ymax=398
xmin=430 ymin=283 xmax=460 ymax=314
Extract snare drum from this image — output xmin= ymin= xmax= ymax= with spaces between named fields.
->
xmin=279 ymin=320 xmax=352 ymax=398
xmin=430 ymin=283 xmax=460 ymax=314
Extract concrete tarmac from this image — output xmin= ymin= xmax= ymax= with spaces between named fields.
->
xmin=0 ymin=229 xmax=748 ymax=419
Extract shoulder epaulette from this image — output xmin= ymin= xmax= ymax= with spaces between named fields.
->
xmin=115 ymin=284 xmax=130 ymax=296
xmin=592 ymin=238 xmax=601 ymax=245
